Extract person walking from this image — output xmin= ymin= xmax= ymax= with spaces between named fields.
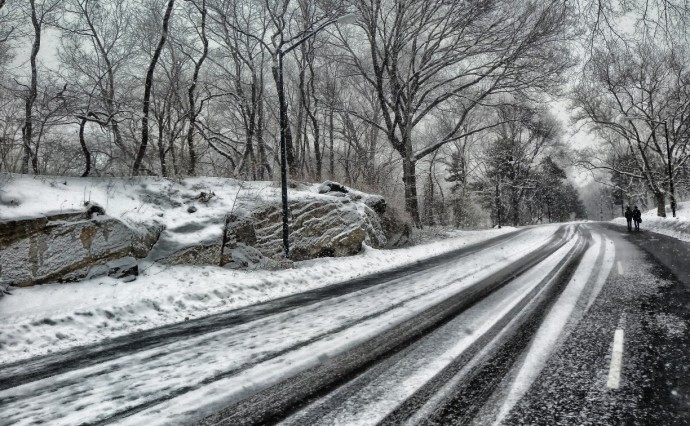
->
xmin=632 ymin=205 xmax=642 ymax=231
xmin=624 ymin=206 xmax=633 ymax=231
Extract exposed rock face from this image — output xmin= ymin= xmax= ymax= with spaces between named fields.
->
xmin=0 ymin=211 xmax=136 ymax=287
xmin=86 ymin=256 xmax=139 ymax=282
xmin=0 ymin=178 xmax=395 ymax=288
xmin=131 ymin=223 xmax=165 ymax=259
xmin=225 ymin=197 xmax=386 ymax=262
xmin=145 ymin=219 xmax=224 ymax=266
xmin=220 ymin=215 xmax=277 ymax=269
xmin=317 ymin=180 xmax=408 ymax=248
xmin=153 ymin=239 xmax=222 ymax=266
xmin=363 ymin=195 xmax=386 ymax=216
xmin=380 ymin=207 xmax=412 ymax=247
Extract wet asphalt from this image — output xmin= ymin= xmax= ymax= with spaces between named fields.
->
xmin=196 ymin=227 xmax=572 ymax=425
xmin=6 ymin=223 xmax=690 ymax=425
xmin=249 ymin=222 xmax=690 ymax=425
xmin=471 ymin=223 xmax=690 ymax=425
xmin=195 ymin=222 xmax=690 ymax=425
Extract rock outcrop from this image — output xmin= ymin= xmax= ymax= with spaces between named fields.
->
xmin=318 ymin=180 xmax=349 ymax=194
xmin=1 ymin=178 xmax=397 ymax=289
xmin=224 ymin=197 xmax=386 ymax=263
xmin=86 ymin=256 xmax=139 ymax=282
xmin=317 ymin=180 xmax=410 ymax=248
xmin=0 ymin=211 xmax=136 ymax=287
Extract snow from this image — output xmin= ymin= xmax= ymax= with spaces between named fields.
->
xmin=493 ymin=231 xmax=616 ymax=425
xmin=0 ymin=175 xmax=279 ymax=252
xmin=0 ymin=173 xmax=580 ymax=425
xmin=283 ymin=229 xmax=581 ymax=426
xmin=0 ymin=219 xmax=516 ymax=365
xmin=611 ymin=201 xmax=690 ymax=242
xmin=0 ymin=225 xmax=563 ymax=425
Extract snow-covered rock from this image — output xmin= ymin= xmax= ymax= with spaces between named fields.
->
xmin=317 ymin=180 xmax=349 ymax=194
xmin=228 ymin=197 xmax=386 ymax=262
xmin=0 ymin=210 xmax=135 ymax=287
xmin=0 ymin=175 xmax=393 ymax=287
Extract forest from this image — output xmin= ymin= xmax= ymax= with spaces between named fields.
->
xmin=1 ymin=0 xmax=688 ymax=227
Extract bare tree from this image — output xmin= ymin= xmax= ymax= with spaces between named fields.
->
xmin=573 ymin=40 xmax=690 ymax=216
xmin=58 ymin=0 xmax=135 ymax=173
xmin=132 ymin=0 xmax=176 ymax=176
xmin=179 ymin=0 xmax=209 ymax=176
xmin=19 ymin=0 xmax=61 ymax=174
xmin=338 ymin=0 xmax=573 ymax=225
xmin=0 ymin=0 xmax=19 ymax=67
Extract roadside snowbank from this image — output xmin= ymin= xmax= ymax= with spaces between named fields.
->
xmin=611 ymin=201 xmax=690 ymax=241
xmin=0 ymin=226 xmax=517 ymax=364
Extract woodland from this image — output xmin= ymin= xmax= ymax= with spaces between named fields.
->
xmin=1 ymin=0 xmax=688 ymax=226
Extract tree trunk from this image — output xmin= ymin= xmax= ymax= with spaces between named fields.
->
xmin=79 ymin=117 xmax=91 ymax=177
xmin=436 ymin=178 xmax=446 ymax=226
xmin=185 ymin=0 xmax=208 ymax=176
xmin=511 ymin=186 xmax=520 ymax=226
xmin=22 ymin=0 xmax=41 ymax=174
xmin=655 ymin=191 xmax=667 ymax=217
xmin=157 ymin=115 xmax=167 ymax=176
xmin=547 ymin=203 xmax=551 ymax=223
xmin=329 ymin=108 xmax=334 ymax=177
xmin=304 ymin=55 xmax=321 ymax=181
xmin=294 ymin=74 xmax=305 ymax=176
xmin=495 ymin=179 xmax=502 ymax=228
xmin=402 ymin=155 xmax=421 ymax=227
xmin=131 ymin=0 xmax=175 ymax=176
xmin=308 ymin=109 xmax=321 ymax=181
xmin=424 ymin=172 xmax=435 ymax=226
xmin=256 ymin=95 xmax=270 ymax=179
xmin=85 ymin=5 xmax=127 ymax=164
xmin=367 ymin=108 xmax=380 ymax=186
xmin=170 ymin=136 xmax=179 ymax=176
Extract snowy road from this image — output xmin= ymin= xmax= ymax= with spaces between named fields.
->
xmin=2 ymin=222 xmax=690 ymax=425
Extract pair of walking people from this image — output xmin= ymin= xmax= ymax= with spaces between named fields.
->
xmin=625 ymin=206 xmax=642 ymax=231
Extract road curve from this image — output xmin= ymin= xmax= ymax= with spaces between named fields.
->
xmin=1 ymin=225 xmax=576 ymax=425
xmin=10 ymin=222 xmax=681 ymax=426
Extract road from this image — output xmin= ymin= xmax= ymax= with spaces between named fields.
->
xmin=1 ymin=222 xmax=689 ymax=425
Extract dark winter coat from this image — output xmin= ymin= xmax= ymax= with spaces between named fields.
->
xmin=632 ymin=208 xmax=642 ymax=222
xmin=624 ymin=208 xmax=633 ymax=221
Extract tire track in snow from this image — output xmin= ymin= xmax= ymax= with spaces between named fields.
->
xmin=0 ymin=228 xmax=560 ymax=426
xmin=489 ymin=230 xmax=615 ymax=425
xmin=190 ymin=227 xmax=576 ymax=426
xmin=0 ymin=229 xmax=529 ymax=391
xmin=281 ymin=232 xmax=585 ymax=426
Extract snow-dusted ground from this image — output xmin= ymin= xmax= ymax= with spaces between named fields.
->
xmin=2 ymin=173 xmax=422 ymax=362
xmin=284 ymin=228 xmax=583 ymax=426
xmin=611 ymin=201 xmax=690 ymax=242
xmin=0 ymin=223 xmax=516 ymax=365
xmin=1 ymin=225 xmax=566 ymax=426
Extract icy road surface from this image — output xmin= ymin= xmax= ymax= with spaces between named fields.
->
xmin=3 ymin=222 xmax=690 ymax=425
xmin=2 ymin=225 xmax=565 ymax=424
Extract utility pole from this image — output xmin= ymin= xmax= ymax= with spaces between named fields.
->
xmin=274 ymin=13 xmax=356 ymax=258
